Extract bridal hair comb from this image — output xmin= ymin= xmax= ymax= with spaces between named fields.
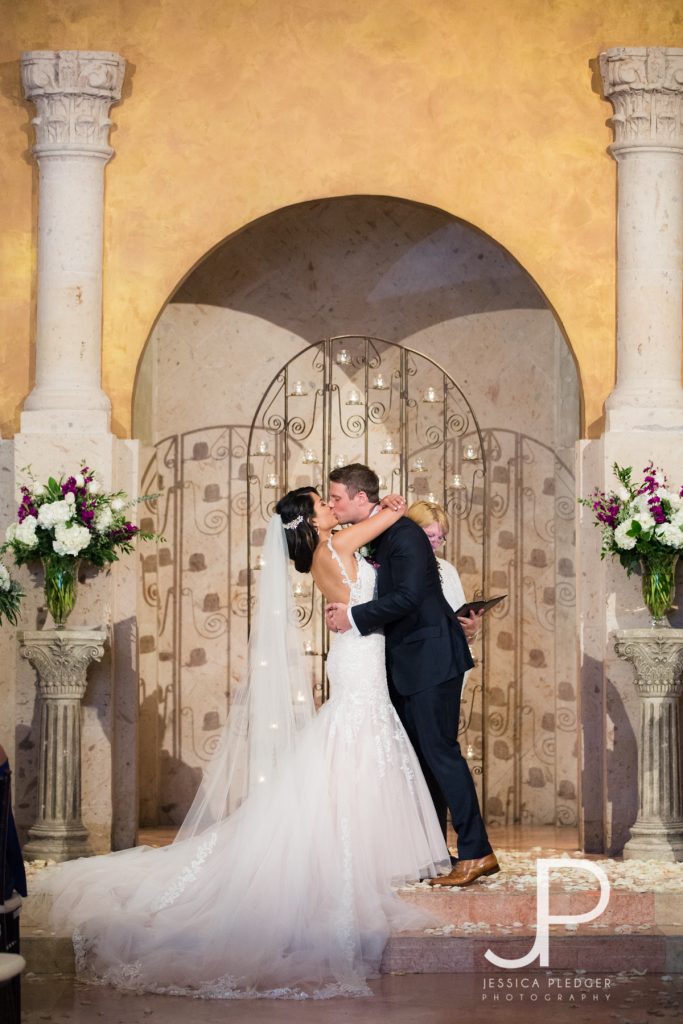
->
xmin=283 ymin=515 xmax=304 ymax=530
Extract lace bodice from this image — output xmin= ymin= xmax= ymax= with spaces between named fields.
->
xmin=326 ymin=539 xmax=376 ymax=607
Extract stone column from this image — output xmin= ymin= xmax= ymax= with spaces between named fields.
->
xmin=19 ymin=628 xmax=106 ymax=862
xmin=599 ymin=47 xmax=683 ymax=430
xmin=614 ymin=629 xmax=683 ymax=861
xmin=9 ymin=50 xmax=139 ymax=855
xmin=20 ymin=50 xmax=125 ymax=435
xmin=578 ymin=48 xmax=683 ymax=855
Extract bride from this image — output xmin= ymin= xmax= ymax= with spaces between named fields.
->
xmin=34 ymin=486 xmax=451 ymax=999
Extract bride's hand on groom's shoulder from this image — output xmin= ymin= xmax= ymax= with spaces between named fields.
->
xmin=379 ymin=494 xmax=407 ymax=512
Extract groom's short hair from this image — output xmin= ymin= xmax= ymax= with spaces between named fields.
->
xmin=329 ymin=463 xmax=380 ymax=503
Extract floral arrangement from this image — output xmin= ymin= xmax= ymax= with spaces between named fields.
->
xmin=581 ymin=462 xmax=683 ymax=624
xmin=3 ymin=467 xmax=154 ymax=568
xmin=0 ymin=562 xmax=23 ymax=625
xmin=581 ymin=462 xmax=683 ymax=572
xmin=1 ymin=466 xmax=158 ymax=627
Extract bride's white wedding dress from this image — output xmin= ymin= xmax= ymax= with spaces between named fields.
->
xmin=34 ymin=539 xmax=449 ymax=999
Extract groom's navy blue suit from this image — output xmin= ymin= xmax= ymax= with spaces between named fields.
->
xmin=350 ymin=516 xmax=492 ymax=860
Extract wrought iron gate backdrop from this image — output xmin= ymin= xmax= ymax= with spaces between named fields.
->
xmin=139 ymin=336 xmax=577 ymax=830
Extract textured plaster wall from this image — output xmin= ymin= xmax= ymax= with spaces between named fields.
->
xmin=0 ymin=0 xmax=680 ymax=441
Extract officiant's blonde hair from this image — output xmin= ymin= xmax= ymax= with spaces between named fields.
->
xmin=406 ymin=500 xmax=450 ymax=536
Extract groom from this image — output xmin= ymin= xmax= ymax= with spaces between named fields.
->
xmin=325 ymin=463 xmax=498 ymax=887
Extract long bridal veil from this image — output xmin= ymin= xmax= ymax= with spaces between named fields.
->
xmin=176 ymin=514 xmax=315 ymax=841
xmin=34 ymin=512 xmax=448 ymax=998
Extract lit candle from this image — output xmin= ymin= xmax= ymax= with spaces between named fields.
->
xmin=424 ymin=386 xmax=438 ymax=403
xmin=302 ymin=449 xmax=319 ymax=464
xmin=381 ymin=438 xmax=395 ymax=455
xmin=265 ymin=473 xmax=278 ymax=488
xmin=254 ymin=555 xmax=265 ymax=570
xmin=334 ymin=454 xmax=346 ymax=468
xmin=303 ymin=639 xmax=314 ymax=655
xmin=296 ymin=690 xmax=306 ymax=703
xmin=466 ymin=744 xmax=475 ymax=760
xmin=291 ymin=380 xmax=307 ymax=397
xmin=336 ymin=348 xmax=351 ymax=366
xmin=413 ymin=457 xmax=425 ymax=472
xmin=346 ymin=388 xmax=362 ymax=406
xmin=292 ymin=581 xmax=305 ymax=597
xmin=451 ymin=473 xmax=463 ymax=489
xmin=372 ymin=373 xmax=387 ymax=390
xmin=426 ymin=492 xmax=437 ymax=503
xmin=255 ymin=439 xmax=269 ymax=455
xmin=463 ymin=444 xmax=477 ymax=461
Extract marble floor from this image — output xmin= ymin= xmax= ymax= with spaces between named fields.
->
xmin=21 ymin=971 xmax=683 ymax=1023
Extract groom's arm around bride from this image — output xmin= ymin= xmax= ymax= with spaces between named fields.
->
xmin=326 ymin=463 xmax=499 ymax=887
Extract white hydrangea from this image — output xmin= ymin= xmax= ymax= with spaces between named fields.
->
xmin=655 ymin=522 xmax=683 ymax=548
xmin=614 ymin=521 xmax=637 ymax=550
xmin=75 ymin=474 xmax=85 ymax=488
xmin=7 ymin=518 xmax=39 ymax=548
xmin=37 ymin=499 xmax=74 ymax=529
xmin=87 ymin=480 xmax=101 ymax=495
xmin=94 ymin=507 xmax=113 ymax=534
xmin=32 ymin=483 xmax=45 ymax=496
xmin=633 ymin=494 xmax=652 ymax=513
xmin=64 ymin=491 xmax=76 ymax=505
xmin=632 ymin=511 xmax=655 ymax=531
xmin=111 ymin=498 xmax=125 ymax=513
xmin=52 ymin=522 xmax=92 ymax=557
xmin=0 ymin=564 xmax=10 ymax=592
xmin=618 ymin=487 xmax=630 ymax=501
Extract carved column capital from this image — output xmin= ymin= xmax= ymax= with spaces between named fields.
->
xmin=614 ymin=628 xmax=683 ymax=698
xmin=19 ymin=628 xmax=107 ymax=699
xmin=21 ymin=50 xmax=126 ymax=158
xmin=599 ymin=47 xmax=683 ymax=153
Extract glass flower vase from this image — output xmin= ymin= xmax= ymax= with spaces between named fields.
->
xmin=640 ymin=553 xmax=679 ymax=627
xmin=42 ymin=557 xmax=80 ymax=629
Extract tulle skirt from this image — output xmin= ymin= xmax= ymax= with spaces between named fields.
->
xmin=34 ymin=667 xmax=450 ymax=998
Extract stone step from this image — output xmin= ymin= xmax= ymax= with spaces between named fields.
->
xmin=18 ymin=852 xmax=683 ymax=978
xmin=381 ymin=931 xmax=683 ymax=974
xmin=19 ymin=928 xmax=683 ymax=979
xmin=400 ymin=886 xmax=683 ymax=929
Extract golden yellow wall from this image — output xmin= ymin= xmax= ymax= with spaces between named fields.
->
xmin=0 ymin=0 xmax=680 ymax=438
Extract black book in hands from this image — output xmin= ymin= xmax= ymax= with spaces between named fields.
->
xmin=455 ymin=594 xmax=507 ymax=618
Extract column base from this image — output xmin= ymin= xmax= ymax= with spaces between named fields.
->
xmin=20 ymin=407 xmax=111 ymax=435
xmin=24 ymin=822 xmax=94 ymax=863
xmin=623 ymin=823 xmax=683 ymax=862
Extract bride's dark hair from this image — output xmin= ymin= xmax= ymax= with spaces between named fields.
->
xmin=275 ymin=487 xmax=319 ymax=573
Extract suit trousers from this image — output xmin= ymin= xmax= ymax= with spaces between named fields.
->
xmin=391 ymin=675 xmax=492 ymax=861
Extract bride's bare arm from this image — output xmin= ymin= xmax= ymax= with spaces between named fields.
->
xmin=331 ymin=497 xmax=406 ymax=558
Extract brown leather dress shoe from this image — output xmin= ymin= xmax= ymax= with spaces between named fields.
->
xmin=428 ymin=853 xmax=500 ymax=887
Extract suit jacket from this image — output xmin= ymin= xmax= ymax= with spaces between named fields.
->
xmin=351 ymin=517 xmax=473 ymax=695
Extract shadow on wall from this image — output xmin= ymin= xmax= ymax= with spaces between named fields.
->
xmin=173 ymin=195 xmax=546 ymax=344
xmin=138 ymin=689 xmax=203 ymax=828
xmin=605 ymin=676 xmax=638 ymax=856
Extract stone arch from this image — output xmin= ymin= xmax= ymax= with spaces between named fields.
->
xmin=133 ymin=195 xmax=580 ymax=833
